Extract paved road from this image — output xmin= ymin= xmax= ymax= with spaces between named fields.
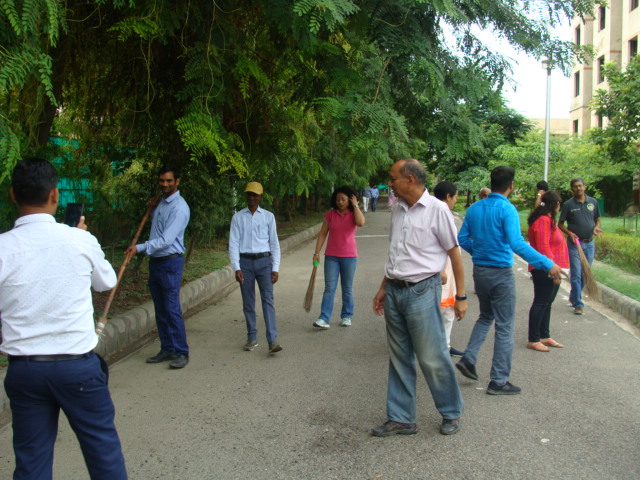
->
xmin=1 ymin=208 xmax=639 ymax=480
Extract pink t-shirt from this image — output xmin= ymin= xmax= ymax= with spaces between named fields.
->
xmin=324 ymin=209 xmax=358 ymax=257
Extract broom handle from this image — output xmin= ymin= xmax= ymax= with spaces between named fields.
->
xmin=95 ymin=199 xmax=158 ymax=335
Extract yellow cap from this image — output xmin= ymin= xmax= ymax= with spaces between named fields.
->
xmin=245 ymin=182 xmax=263 ymax=195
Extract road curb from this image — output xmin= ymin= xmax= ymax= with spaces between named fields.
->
xmin=0 ymin=222 xmax=322 ymax=419
xmin=598 ymin=283 xmax=640 ymax=329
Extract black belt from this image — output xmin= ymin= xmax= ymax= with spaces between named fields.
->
xmin=150 ymin=253 xmax=183 ymax=261
xmin=9 ymin=352 xmax=94 ymax=362
xmin=579 ymin=238 xmax=593 ymax=243
xmin=240 ymin=252 xmax=271 ymax=259
xmin=387 ymin=274 xmax=435 ymax=289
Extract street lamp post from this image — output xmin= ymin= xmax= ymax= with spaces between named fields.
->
xmin=542 ymin=58 xmax=552 ymax=182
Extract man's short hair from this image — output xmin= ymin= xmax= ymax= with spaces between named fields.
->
xmin=490 ymin=166 xmax=515 ymax=193
xmin=399 ymin=159 xmax=426 ymax=185
xmin=12 ymin=157 xmax=58 ymax=206
xmin=159 ymin=165 xmax=180 ymax=179
xmin=570 ymin=177 xmax=584 ymax=188
xmin=433 ymin=181 xmax=457 ymax=201
xmin=536 ymin=180 xmax=549 ymax=191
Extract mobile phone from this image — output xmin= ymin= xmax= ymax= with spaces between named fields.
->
xmin=64 ymin=203 xmax=84 ymax=227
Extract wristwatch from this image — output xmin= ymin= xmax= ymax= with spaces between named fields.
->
xmin=455 ymin=294 xmax=468 ymax=301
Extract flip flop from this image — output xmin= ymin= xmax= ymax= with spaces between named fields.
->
xmin=541 ymin=338 xmax=564 ymax=348
xmin=527 ymin=341 xmax=550 ymax=352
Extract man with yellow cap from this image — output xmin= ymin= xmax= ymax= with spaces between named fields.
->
xmin=229 ymin=182 xmax=282 ymax=353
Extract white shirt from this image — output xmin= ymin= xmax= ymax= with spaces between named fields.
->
xmin=0 ymin=214 xmax=117 ymax=355
xmin=385 ymin=189 xmax=459 ymax=283
xmin=229 ymin=207 xmax=281 ymax=272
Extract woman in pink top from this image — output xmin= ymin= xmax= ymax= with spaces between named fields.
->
xmin=526 ymin=191 xmax=569 ymax=352
xmin=312 ymin=186 xmax=365 ymax=329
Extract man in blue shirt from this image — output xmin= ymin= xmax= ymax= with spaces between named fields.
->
xmin=125 ymin=166 xmax=191 ymax=369
xmin=456 ymin=166 xmax=563 ymax=395
xmin=229 ymin=182 xmax=282 ymax=353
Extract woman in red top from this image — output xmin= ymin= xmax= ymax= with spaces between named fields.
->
xmin=527 ymin=191 xmax=569 ymax=352
xmin=312 ymin=186 xmax=365 ymax=329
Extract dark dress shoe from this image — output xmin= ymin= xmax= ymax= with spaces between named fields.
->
xmin=146 ymin=351 xmax=177 ymax=363
xmin=169 ymin=354 xmax=189 ymax=369
xmin=456 ymin=358 xmax=478 ymax=380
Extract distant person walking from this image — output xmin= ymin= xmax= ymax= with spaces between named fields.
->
xmin=388 ymin=188 xmax=398 ymax=210
xmin=126 ymin=166 xmax=191 ymax=369
xmin=1 ymin=158 xmax=127 ymax=479
xmin=370 ymin=185 xmax=380 ymax=212
xmin=433 ymin=181 xmax=464 ymax=358
xmin=312 ymin=186 xmax=365 ymax=329
xmin=372 ymin=159 xmax=467 ymax=437
xmin=229 ymin=182 xmax=283 ymax=353
xmin=362 ymin=186 xmax=372 ymax=213
xmin=456 ymin=166 xmax=564 ymax=395
xmin=526 ymin=191 xmax=569 ymax=352
xmin=558 ymin=178 xmax=602 ymax=315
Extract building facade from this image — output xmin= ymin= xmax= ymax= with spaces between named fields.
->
xmin=570 ymin=0 xmax=640 ymax=135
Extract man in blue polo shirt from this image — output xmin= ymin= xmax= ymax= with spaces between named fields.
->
xmin=456 ymin=166 xmax=564 ymax=395
xmin=558 ymin=177 xmax=602 ymax=315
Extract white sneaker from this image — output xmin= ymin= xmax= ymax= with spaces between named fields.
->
xmin=340 ymin=317 xmax=352 ymax=327
xmin=313 ymin=319 xmax=330 ymax=329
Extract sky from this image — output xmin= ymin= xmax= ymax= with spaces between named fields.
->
xmin=478 ymin=24 xmax=572 ymax=119
xmin=500 ymin=45 xmax=572 ymax=120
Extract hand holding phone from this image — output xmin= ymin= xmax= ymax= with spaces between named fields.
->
xmin=64 ymin=203 xmax=84 ymax=227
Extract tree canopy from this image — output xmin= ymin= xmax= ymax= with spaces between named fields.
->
xmin=1 ymin=0 xmax=598 ymax=236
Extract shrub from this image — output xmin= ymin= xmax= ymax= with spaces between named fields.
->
xmin=596 ymin=233 xmax=640 ymax=274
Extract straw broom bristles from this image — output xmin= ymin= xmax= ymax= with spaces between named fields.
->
xmin=574 ymin=238 xmax=599 ymax=298
xmin=303 ymin=259 xmax=319 ymax=312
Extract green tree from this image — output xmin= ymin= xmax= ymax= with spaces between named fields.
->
xmin=494 ymin=130 xmax=622 ymax=204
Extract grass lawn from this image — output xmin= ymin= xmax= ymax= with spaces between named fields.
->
xmin=592 ymin=262 xmax=640 ymax=303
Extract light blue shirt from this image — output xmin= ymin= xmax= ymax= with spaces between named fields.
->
xmin=229 ymin=206 xmax=281 ymax=272
xmin=137 ymin=191 xmax=190 ymax=257
xmin=458 ymin=193 xmax=552 ymax=271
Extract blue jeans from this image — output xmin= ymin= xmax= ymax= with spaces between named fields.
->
xmin=240 ymin=256 xmax=278 ymax=342
xmin=370 ymin=197 xmax=378 ymax=211
xmin=384 ymin=275 xmax=463 ymax=423
xmin=567 ymin=239 xmax=595 ymax=308
xmin=4 ymin=354 xmax=127 ymax=480
xmin=528 ymin=269 xmax=560 ymax=342
xmin=318 ymin=256 xmax=357 ymax=323
xmin=463 ymin=266 xmax=516 ymax=386
xmin=148 ymin=256 xmax=189 ymax=355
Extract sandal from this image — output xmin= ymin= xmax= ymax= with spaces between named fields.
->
xmin=527 ymin=341 xmax=550 ymax=352
xmin=541 ymin=338 xmax=564 ymax=348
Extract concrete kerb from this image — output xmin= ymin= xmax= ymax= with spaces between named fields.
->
xmin=0 ymin=222 xmax=322 ymax=419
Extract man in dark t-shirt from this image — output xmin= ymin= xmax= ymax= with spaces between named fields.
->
xmin=558 ymin=177 xmax=602 ymax=315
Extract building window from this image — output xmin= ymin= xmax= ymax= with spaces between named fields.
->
xmin=631 ymin=38 xmax=639 ymax=60
xmin=599 ymin=6 xmax=606 ymax=31
xmin=573 ymin=120 xmax=579 ymax=134
xmin=575 ymin=26 xmax=581 ymax=46
xmin=574 ymin=72 xmax=580 ymax=96
xmin=632 ymin=0 xmax=639 ymax=11
xmin=598 ymin=56 xmax=605 ymax=83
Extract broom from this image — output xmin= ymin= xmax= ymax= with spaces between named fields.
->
xmin=573 ymin=237 xmax=600 ymax=298
xmin=303 ymin=258 xmax=319 ymax=312
xmin=95 ymin=199 xmax=157 ymax=336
